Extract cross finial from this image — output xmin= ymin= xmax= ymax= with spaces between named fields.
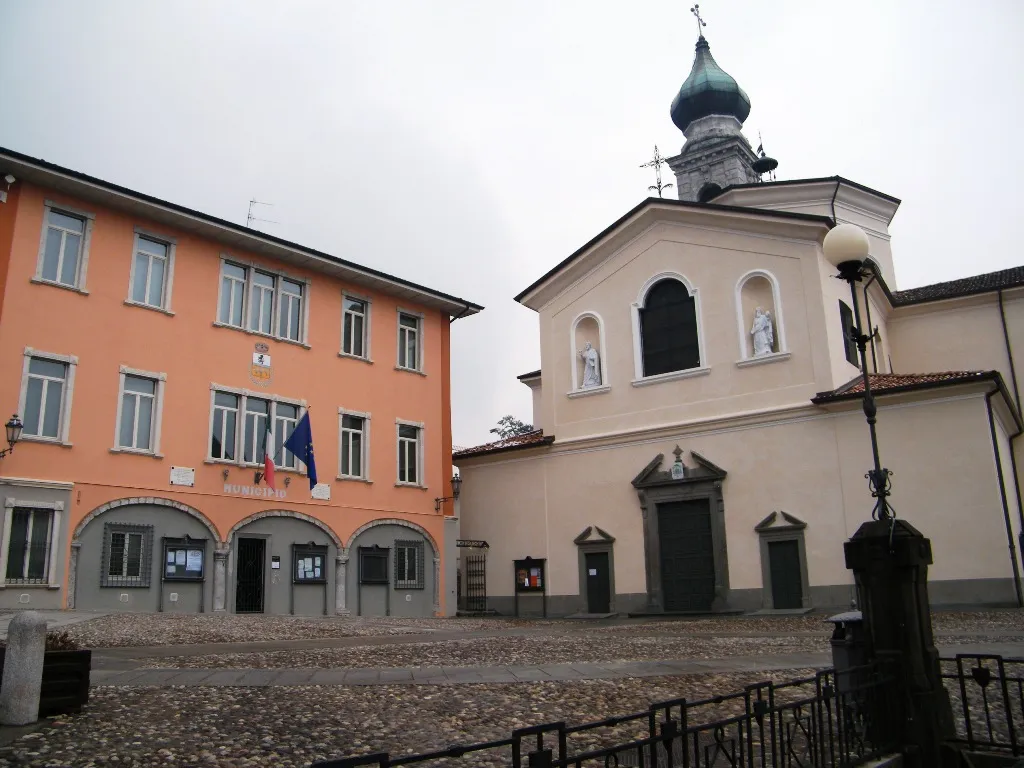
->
xmin=639 ymin=145 xmax=674 ymax=198
xmin=690 ymin=4 xmax=706 ymax=37
xmin=672 ymin=445 xmax=684 ymax=461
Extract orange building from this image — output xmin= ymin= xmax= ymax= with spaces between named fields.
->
xmin=0 ymin=148 xmax=481 ymax=616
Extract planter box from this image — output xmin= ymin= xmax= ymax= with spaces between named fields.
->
xmin=0 ymin=648 xmax=91 ymax=717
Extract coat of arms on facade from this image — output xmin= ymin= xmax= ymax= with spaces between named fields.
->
xmin=250 ymin=342 xmax=272 ymax=387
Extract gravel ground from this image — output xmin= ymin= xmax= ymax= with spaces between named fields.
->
xmin=142 ymin=634 xmax=831 ymax=669
xmin=0 ymin=670 xmax=820 ymax=768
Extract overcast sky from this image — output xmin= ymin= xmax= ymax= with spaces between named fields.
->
xmin=2 ymin=1 xmax=1022 ymax=448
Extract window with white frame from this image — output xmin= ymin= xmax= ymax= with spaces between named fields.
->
xmin=118 ymin=374 xmax=158 ymax=452
xmin=129 ymin=233 xmax=174 ymax=310
xmin=339 ymin=412 xmax=369 ymax=479
xmin=220 ymin=263 xmax=247 ymax=327
xmin=5 ymin=507 xmax=54 ymax=585
xmin=210 ymin=387 xmax=305 ymax=469
xmin=275 ymin=402 xmax=299 ymax=470
xmin=250 ymin=271 xmax=275 ymax=334
xmin=36 ymin=205 xmax=92 ymax=290
xmin=22 ymin=355 xmax=71 ymax=441
xmin=101 ymin=523 xmax=152 ymax=587
xmin=342 ymin=296 xmax=369 ymax=359
xmin=279 ymin=278 xmax=303 ymax=342
xmin=394 ymin=539 xmax=424 ymax=589
xmin=217 ymin=260 xmax=308 ymax=343
xmin=243 ymin=397 xmax=270 ymax=464
xmin=397 ymin=422 xmax=422 ymax=485
xmin=397 ymin=312 xmax=421 ymax=371
xmin=211 ymin=392 xmax=239 ymax=460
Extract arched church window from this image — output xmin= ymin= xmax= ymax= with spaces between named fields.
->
xmin=698 ymin=183 xmax=722 ymax=203
xmin=640 ymin=279 xmax=700 ymax=376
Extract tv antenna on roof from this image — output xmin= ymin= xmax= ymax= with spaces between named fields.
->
xmin=246 ymin=199 xmax=279 ymax=231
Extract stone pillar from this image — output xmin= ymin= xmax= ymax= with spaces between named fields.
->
xmin=66 ymin=541 xmax=81 ymax=609
xmin=212 ymin=548 xmax=229 ymax=612
xmin=335 ymin=552 xmax=350 ymax=616
xmin=0 ymin=611 xmax=47 ymax=725
xmin=844 ymin=519 xmax=956 ymax=767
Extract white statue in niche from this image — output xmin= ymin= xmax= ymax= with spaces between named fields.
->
xmin=750 ymin=307 xmax=774 ymax=357
xmin=579 ymin=341 xmax=602 ymax=388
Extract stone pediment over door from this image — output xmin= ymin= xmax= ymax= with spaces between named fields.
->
xmin=631 ymin=446 xmax=731 ymax=614
xmin=573 ymin=526 xmax=616 ymax=545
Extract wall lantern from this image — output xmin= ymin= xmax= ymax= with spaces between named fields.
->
xmin=0 ymin=414 xmax=23 ymax=459
xmin=434 ymin=472 xmax=462 ymax=512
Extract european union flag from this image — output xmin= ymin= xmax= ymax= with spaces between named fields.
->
xmin=283 ymin=412 xmax=317 ymax=490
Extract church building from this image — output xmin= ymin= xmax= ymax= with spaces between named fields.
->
xmin=453 ymin=31 xmax=1024 ymax=616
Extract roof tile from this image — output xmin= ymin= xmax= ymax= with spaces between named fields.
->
xmin=892 ymin=267 xmax=1024 ymax=305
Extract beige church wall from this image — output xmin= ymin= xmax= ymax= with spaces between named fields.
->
xmin=993 ymin=406 xmax=1023 ymax=598
xmin=831 ymin=392 xmax=1011 ymax=583
xmin=458 ymin=387 xmax=1016 ymax=614
xmin=887 ymin=295 xmax=1019 ymax=384
xmin=527 ymin=380 xmax=543 ymax=431
xmin=535 ymin=222 xmax=839 ymax=442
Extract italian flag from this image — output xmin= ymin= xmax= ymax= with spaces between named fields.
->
xmin=262 ymin=418 xmax=276 ymax=490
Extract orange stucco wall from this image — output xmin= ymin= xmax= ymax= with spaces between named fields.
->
xmin=0 ymin=182 xmax=452 ymax=607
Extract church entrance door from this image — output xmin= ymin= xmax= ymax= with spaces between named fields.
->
xmin=657 ymin=500 xmax=715 ymax=612
xmin=585 ymin=551 xmax=611 ymax=613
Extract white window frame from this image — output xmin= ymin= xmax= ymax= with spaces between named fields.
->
xmin=629 ymin=271 xmax=711 ymax=387
xmin=274 ymin=401 xmax=301 ymax=471
xmin=395 ymin=418 xmax=425 ymax=488
xmin=215 ymin=257 xmax=312 ymax=347
xmin=125 ymin=227 xmax=176 ymax=314
xmin=338 ymin=408 xmax=371 ymax=481
xmin=341 ymin=292 xmax=372 ymax=362
xmin=112 ymin=366 xmax=166 ymax=456
xmin=18 ymin=347 xmax=77 ymax=446
xmin=396 ymin=309 xmax=425 ymax=374
xmin=108 ymin=530 xmax=145 ymax=581
xmin=206 ymin=383 xmax=307 ymax=472
xmin=278 ymin=277 xmax=304 ymax=342
xmin=0 ymin=498 xmax=63 ymax=589
xmin=33 ymin=200 xmax=95 ymax=294
xmin=250 ymin=270 xmax=276 ymax=335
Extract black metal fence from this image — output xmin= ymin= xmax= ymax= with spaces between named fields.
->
xmin=312 ymin=662 xmax=899 ymax=768
xmin=941 ymin=654 xmax=1024 ymax=757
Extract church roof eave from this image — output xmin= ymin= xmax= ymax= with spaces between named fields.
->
xmin=515 ymin=197 xmax=833 ymax=311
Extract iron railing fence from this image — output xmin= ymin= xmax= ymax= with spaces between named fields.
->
xmin=312 ymin=663 xmax=899 ymax=768
xmin=940 ymin=654 xmax=1024 ymax=757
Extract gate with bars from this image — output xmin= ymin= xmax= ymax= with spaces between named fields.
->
xmin=464 ymin=554 xmax=487 ymax=612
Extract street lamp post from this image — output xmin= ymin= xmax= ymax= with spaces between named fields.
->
xmin=434 ymin=473 xmax=463 ymax=512
xmin=824 ymin=224 xmax=954 ymax=765
xmin=822 ymin=224 xmax=892 ymax=520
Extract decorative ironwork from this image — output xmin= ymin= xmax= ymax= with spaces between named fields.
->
xmin=941 ymin=654 xmax=1024 ymax=756
xmin=691 ymin=3 xmax=707 ymax=36
xmin=640 ymin=145 xmax=674 ymax=198
xmin=464 ymin=554 xmax=487 ymax=612
xmin=312 ymin=662 xmax=899 ymax=767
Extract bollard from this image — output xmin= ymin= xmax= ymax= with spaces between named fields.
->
xmin=0 ymin=611 xmax=47 ymax=725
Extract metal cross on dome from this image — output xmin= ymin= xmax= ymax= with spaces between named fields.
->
xmin=691 ymin=4 xmax=707 ymax=36
xmin=640 ymin=145 xmax=673 ymax=198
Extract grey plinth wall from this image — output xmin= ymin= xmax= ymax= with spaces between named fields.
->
xmin=335 ymin=553 xmax=350 ymax=616
xmin=0 ymin=611 xmax=47 ymax=726
xmin=213 ymin=549 xmax=229 ymax=611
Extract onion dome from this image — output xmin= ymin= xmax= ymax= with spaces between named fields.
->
xmin=670 ymin=36 xmax=751 ymax=132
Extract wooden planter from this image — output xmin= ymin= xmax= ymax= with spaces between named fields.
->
xmin=0 ymin=648 xmax=91 ymax=717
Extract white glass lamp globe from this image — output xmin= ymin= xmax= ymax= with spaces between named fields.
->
xmin=822 ymin=223 xmax=871 ymax=268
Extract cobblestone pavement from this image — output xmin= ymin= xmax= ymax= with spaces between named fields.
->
xmin=0 ymin=670 xmax=819 ymax=767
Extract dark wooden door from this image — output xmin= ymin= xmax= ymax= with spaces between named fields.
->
xmin=235 ymin=538 xmax=265 ymax=613
xmin=585 ymin=552 xmax=611 ymax=613
xmin=768 ymin=540 xmax=803 ymax=609
xmin=657 ymin=500 xmax=715 ymax=612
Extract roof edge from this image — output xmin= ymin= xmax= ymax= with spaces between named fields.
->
xmin=709 ymin=175 xmax=902 ymax=206
xmin=453 ymin=434 xmax=555 ymax=461
xmin=0 ymin=146 xmax=484 ymax=315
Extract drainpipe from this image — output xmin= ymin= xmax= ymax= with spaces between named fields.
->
xmin=449 ymin=303 xmax=471 ymax=324
xmin=986 ymin=389 xmax=1023 ymax=607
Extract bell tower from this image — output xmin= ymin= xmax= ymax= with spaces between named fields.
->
xmin=666 ymin=9 xmax=774 ymax=202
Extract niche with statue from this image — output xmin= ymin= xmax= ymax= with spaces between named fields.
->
xmin=570 ymin=313 xmax=608 ymax=393
xmin=737 ymin=272 xmax=785 ymax=361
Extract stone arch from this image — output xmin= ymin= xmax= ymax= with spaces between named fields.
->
xmin=569 ymin=310 xmax=609 ymax=393
xmin=698 ymin=182 xmax=722 ymax=203
xmin=73 ymin=497 xmax=220 ymax=543
xmin=734 ymin=269 xmax=786 ymax=360
xmin=226 ymin=509 xmax=342 ymax=549
xmin=346 ymin=517 xmax=440 ymax=556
